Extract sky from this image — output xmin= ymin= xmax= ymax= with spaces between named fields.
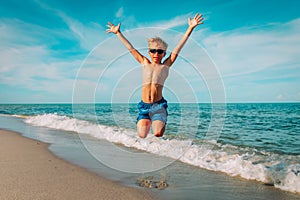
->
xmin=0 ymin=0 xmax=300 ymax=103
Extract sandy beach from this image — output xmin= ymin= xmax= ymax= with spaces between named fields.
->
xmin=0 ymin=129 xmax=154 ymax=200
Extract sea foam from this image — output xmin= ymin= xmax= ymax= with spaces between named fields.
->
xmin=24 ymin=113 xmax=300 ymax=194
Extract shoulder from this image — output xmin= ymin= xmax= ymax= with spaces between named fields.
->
xmin=141 ymin=57 xmax=151 ymax=65
xmin=163 ymin=52 xmax=177 ymax=67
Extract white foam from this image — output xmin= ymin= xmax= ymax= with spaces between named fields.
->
xmin=12 ymin=114 xmax=30 ymax=118
xmin=24 ymin=114 xmax=300 ymax=194
xmin=271 ymin=164 xmax=300 ymax=193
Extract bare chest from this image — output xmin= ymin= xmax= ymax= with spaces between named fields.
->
xmin=142 ymin=64 xmax=169 ymax=85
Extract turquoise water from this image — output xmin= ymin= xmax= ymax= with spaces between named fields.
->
xmin=1 ymin=103 xmax=299 ymax=155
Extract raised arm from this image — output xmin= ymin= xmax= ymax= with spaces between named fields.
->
xmin=164 ymin=13 xmax=204 ymax=67
xmin=106 ymin=22 xmax=149 ymax=64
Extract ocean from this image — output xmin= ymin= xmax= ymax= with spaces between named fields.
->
xmin=0 ymin=103 xmax=299 ymax=197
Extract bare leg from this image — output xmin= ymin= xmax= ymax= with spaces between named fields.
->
xmin=152 ymin=120 xmax=165 ymax=137
xmin=137 ymin=119 xmax=151 ymax=138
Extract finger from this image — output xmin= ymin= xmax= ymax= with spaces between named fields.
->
xmin=198 ymin=18 xmax=204 ymax=24
xmin=106 ymin=28 xmax=114 ymax=33
xmin=198 ymin=17 xmax=204 ymax=22
xmin=195 ymin=14 xmax=202 ymax=21
xmin=196 ymin=13 xmax=203 ymax=20
xmin=198 ymin=19 xmax=204 ymax=24
xmin=108 ymin=22 xmax=115 ymax=27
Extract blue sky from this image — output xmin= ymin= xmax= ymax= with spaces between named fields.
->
xmin=0 ymin=0 xmax=300 ymax=103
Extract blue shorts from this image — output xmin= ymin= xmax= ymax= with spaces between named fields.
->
xmin=136 ymin=98 xmax=168 ymax=123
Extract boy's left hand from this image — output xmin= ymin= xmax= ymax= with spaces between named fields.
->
xmin=188 ymin=13 xmax=204 ymax=28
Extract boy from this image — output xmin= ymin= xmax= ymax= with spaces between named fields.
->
xmin=106 ymin=13 xmax=204 ymax=138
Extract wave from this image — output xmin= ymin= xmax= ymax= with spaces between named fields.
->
xmin=24 ymin=113 xmax=300 ymax=194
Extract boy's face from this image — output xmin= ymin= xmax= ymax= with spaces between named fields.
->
xmin=148 ymin=44 xmax=166 ymax=64
xmin=148 ymin=49 xmax=166 ymax=63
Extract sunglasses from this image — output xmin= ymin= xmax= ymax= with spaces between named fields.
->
xmin=149 ymin=49 xmax=165 ymax=54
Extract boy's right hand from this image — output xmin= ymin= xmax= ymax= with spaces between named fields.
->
xmin=106 ymin=22 xmax=121 ymax=34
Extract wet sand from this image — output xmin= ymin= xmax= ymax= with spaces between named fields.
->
xmin=0 ymin=129 xmax=154 ymax=200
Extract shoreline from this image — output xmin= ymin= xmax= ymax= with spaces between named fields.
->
xmin=0 ymin=129 xmax=155 ymax=200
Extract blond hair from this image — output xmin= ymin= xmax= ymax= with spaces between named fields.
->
xmin=148 ymin=37 xmax=168 ymax=50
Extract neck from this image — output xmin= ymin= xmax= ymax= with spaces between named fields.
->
xmin=153 ymin=61 xmax=161 ymax=64
xmin=152 ymin=59 xmax=162 ymax=64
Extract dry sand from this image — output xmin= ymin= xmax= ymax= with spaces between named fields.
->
xmin=0 ymin=129 xmax=155 ymax=200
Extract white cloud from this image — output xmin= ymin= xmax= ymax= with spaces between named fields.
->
xmin=0 ymin=1 xmax=110 ymax=102
xmin=0 ymin=43 xmax=79 ymax=91
xmin=115 ymin=7 xmax=124 ymax=18
xmin=35 ymin=0 xmax=105 ymax=51
xmin=0 ymin=18 xmax=83 ymax=102
xmin=200 ymin=18 xmax=300 ymax=78
xmin=59 ymin=15 xmax=105 ymax=50
xmin=187 ymin=18 xmax=300 ymax=102
xmin=276 ymin=94 xmax=284 ymax=100
xmin=140 ymin=13 xmax=192 ymax=30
